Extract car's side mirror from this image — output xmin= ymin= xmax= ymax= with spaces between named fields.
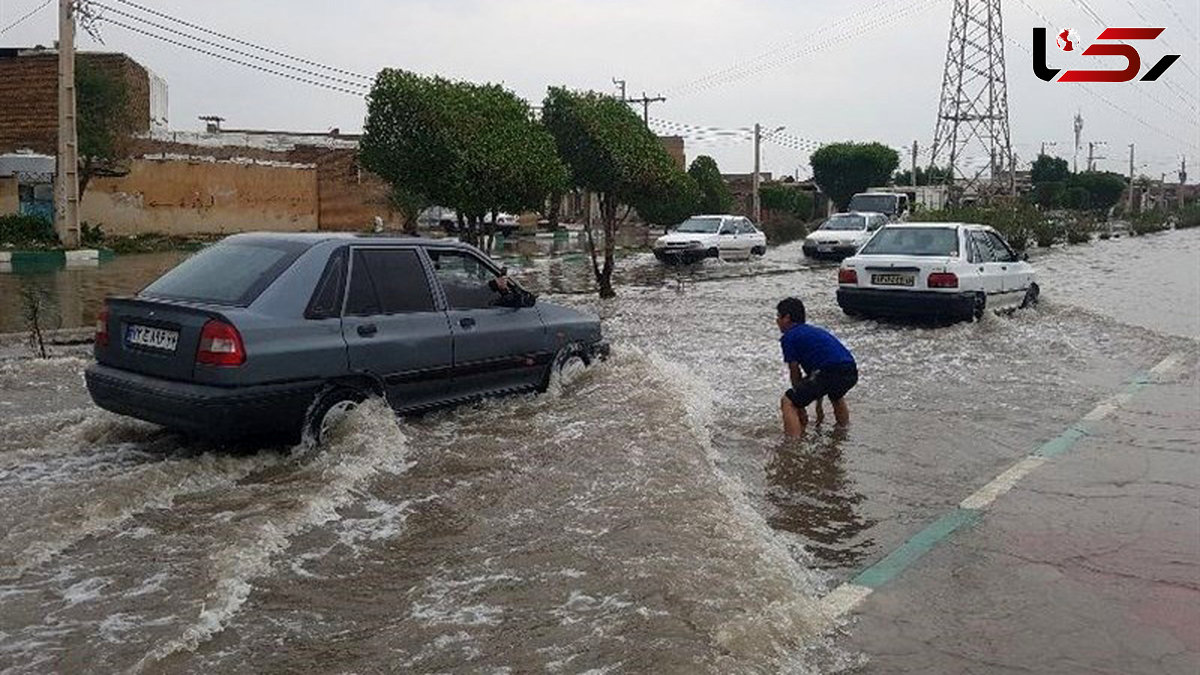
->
xmin=499 ymin=266 xmax=509 ymax=276
xmin=1020 ymin=252 xmax=1029 ymax=262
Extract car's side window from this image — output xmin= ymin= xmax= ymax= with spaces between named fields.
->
xmin=969 ymin=231 xmax=995 ymax=263
xmin=719 ymin=220 xmax=736 ymax=235
xmin=428 ymin=249 xmax=503 ymax=310
xmin=306 ymin=247 xmax=348 ymax=319
xmin=345 ymin=248 xmax=435 ymax=316
xmin=741 ymin=219 xmax=758 ymax=234
xmin=986 ymin=232 xmax=1018 ymax=262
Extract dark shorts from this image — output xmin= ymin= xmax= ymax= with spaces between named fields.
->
xmin=786 ymin=363 xmax=858 ymax=407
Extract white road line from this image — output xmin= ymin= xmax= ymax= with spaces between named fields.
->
xmin=959 ymin=456 xmax=1048 ymax=510
xmin=1150 ymin=352 xmax=1185 ymax=376
xmin=1081 ymin=400 xmax=1119 ymax=422
xmin=818 ymin=583 xmax=873 ymax=620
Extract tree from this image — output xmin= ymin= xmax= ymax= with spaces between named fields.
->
xmin=361 ymin=70 xmax=567 ymax=246
xmin=542 ymin=87 xmax=681 ymax=298
xmin=687 ymin=155 xmax=733 ymax=214
xmin=893 ymin=165 xmax=951 ymax=186
xmin=76 ymin=60 xmax=134 ymax=201
xmin=1031 ymin=154 xmax=1070 ymax=185
xmin=810 ymin=142 xmax=899 ymax=210
xmin=639 ymin=169 xmax=699 ymax=230
xmin=1069 ymin=171 xmax=1126 ymax=213
xmin=759 ymin=183 xmax=814 ymax=220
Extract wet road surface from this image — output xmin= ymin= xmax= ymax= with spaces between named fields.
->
xmin=0 ymin=230 xmax=1196 ymax=672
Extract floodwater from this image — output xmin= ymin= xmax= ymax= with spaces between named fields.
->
xmin=0 ymin=229 xmax=1195 ymax=673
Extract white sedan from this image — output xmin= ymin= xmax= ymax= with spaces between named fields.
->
xmin=802 ymin=211 xmax=889 ymax=260
xmin=836 ymin=222 xmax=1039 ymax=322
xmin=653 ymin=215 xmax=767 ymax=265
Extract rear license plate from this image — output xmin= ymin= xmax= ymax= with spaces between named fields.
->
xmin=126 ymin=324 xmax=179 ymax=352
xmin=817 ymin=245 xmax=833 ymax=253
xmin=872 ymin=273 xmax=915 ymax=287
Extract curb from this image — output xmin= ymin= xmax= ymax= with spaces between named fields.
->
xmin=0 ymin=249 xmax=105 ymax=272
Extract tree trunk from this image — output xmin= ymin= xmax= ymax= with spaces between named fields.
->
xmin=547 ymin=192 xmax=561 ymax=230
xmin=597 ymin=195 xmax=618 ymax=299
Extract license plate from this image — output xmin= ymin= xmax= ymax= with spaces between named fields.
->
xmin=817 ymin=245 xmax=833 ymax=253
xmin=126 ymin=324 xmax=179 ymax=352
xmin=872 ymin=273 xmax=915 ymax=287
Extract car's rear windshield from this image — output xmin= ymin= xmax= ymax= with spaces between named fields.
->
xmin=820 ymin=215 xmax=867 ymax=231
xmin=141 ymin=239 xmax=308 ymax=306
xmin=859 ymin=228 xmax=960 ymax=257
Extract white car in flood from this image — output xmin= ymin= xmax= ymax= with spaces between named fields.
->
xmin=802 ymin=212 xmax=889 ymax=260
xmin=836 ymin=223 xmax=1039 ymax=322
xmin=653 ymin=215 xmax=767 ymax=265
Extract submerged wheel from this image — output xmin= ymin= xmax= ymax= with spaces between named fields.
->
xmin=539 ymin=346 xmax=589 ymax=392
xmin=304 ymin=385 xmax=367 ymax=446
xmin=751 ymin=245 xmax=767 ymax=256
xmin=971 ymin=293 xmax=987 ymax=322
xmin=1020 ymin=282 xmax=1041 ymax=309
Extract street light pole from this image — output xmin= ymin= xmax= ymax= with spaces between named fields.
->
xmin=752 ymin=123 xmax=761 ymax=223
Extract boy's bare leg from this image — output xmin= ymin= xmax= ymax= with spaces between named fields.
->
xmin=781 ymin=395 xmax=805 ymax=437
xmin=832 ymin=397 xmax=850 ymax=426
xmin=814 ymin=397 xmax=826 ymax=424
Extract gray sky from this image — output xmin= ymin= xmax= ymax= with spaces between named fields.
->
xmin=2 ymin=0 xmax=1197 ymax=181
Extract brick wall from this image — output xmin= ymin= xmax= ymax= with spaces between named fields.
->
xmin=0 ymin=50 xmax=152 ymax=155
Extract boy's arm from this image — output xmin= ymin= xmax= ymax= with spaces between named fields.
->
xmin=787 ymin=362 xmax=804 ymax=389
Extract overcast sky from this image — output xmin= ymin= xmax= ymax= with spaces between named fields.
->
xmin=2 ymin=0 xmax=1197 ymax=181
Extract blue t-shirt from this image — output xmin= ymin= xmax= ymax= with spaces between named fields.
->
xmin=780 ymin=324 xmax=855 ymax=373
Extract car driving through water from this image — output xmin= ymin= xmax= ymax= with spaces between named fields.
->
xmin=652 ymin=215 xmax=767 ymax=265
xmin=836 ymin=222 xmax=1039 ymax=322
xmin=801 ymin=211 xmax=889 ymax=260
xmin=84 ymin=233 xmax=608 ymax=443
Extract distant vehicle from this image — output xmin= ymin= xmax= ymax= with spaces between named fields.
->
xmin=652 ymin=215 xmax=767 ymax=265
xmin=85 ymin=233 xmax=608 ymax=444
xmin=801 ymin=211 xmax=889 ymax=260
xmin=417 ymin=208 xmax=520 ymax=236
xmin=489 ymin=213 xmax=521 ymax=236
xmin=836 ymin=223 xmax=1039 ymax=322
xmin=847 ymin=192 xmax=910 ymax=221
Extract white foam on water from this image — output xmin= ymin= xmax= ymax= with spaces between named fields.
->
xmin=134 ymin=398 xmax=412 ymax=671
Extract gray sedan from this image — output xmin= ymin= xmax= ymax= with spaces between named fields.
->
xmin=85 ymin=233 xmax=608 ymax=443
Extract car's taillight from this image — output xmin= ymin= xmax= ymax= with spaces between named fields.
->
xmin=838 ymin=268 xmax=858 ymax=284
xmin=927 ymin=272 xmax=959 ymax=288
xmin=95 ymin=307 xmax=109 ymax=347
xmin=196 ymin=320 xmax=246 ymax=366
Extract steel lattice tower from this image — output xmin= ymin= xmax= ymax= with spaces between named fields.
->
xmin=930 ymin=0 xmax=1013 ymax=201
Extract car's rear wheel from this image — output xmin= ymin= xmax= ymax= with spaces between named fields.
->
xmin=1020 ymin=282 xmax=1041 ymax=309
xmin=971 ymin=293 xmax=986 ymax=322
xmin=751 ymin=245 xmax=766 ymax=256
xmin=304 ymin=385 xmax=367 ymax=446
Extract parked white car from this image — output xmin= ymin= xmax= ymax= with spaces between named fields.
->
xmin=836 ymin=222 xmax=1039 ymax=322
xmin=802 ymin=211 xmax=889 ymax=260
xmin=653 ymin=215 xmax=767 ymax=265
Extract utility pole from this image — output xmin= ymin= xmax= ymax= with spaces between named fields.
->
xmin=1073 ymin=112 xmax=1084 ymax=173
xmin=1180 ymin=156 xmax=1188 ymax=185
xmin=1127 ymin=144 xmax=1135 ymax=212
xmin=55 ymin=0 xmax=81 ymax=249
xmin=753 ymin=123 xmax=762 ymax=224
xmin=612 ymin=78 xmax=627 ymax=102
xmin=1040 ymin=141 xmax=1057 ymax=156
xmin=626 ymin=92 xmax=665 ymax=127
xmin=1086 ymin=141 xmax=1106 ymax=172
xmin=911 ymin=141 xmax=919 ymax=187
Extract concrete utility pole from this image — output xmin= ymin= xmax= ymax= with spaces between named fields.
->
xmin=612 ymin=78 xmax=627 ymax=102
xmin=911 ymin=141 xmax=919 ymax=187
xmin=1180 ymin=156 xmax=1188 ymax=185
xmin=626 ymin=92 xmax=665 ymax=127
xmin=1087 ymin=141 xmax=1106 ymax=172
xmin=1127 ymin=144 xmax=1135 ymax=212
xmin=1073 ymin=112 xmax=1084 ymax=173
xmin=55 ymin=0 xmax=81 ymax=249
xmin=753 ymin=123 xmax=762 ymax=224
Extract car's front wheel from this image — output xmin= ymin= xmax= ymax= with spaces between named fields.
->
xmin=540 ymin=345 xmax=590 ymax=392
xmin=751 ymin=245 xmax=766 ymax=256
xmin=1020 ymin=283 xmax=1040 ymax=309
xmin=304 ymin=385 xmax=367 ymax=446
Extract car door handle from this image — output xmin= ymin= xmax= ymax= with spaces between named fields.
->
xmin=357 ymin=323 xmax=378 ymax=337
xmin=459 ymin=317 xmax=476 ymax=329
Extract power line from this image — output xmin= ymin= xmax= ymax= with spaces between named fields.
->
xmin=99 ymin=18 xmax=367 ymax=97
xmin=92 ymin=2 xmax=368 ymax=90
xmin=107 ymin=0 xmax=371 ymax=82
xmin=0 ymin=0 xmax=51 ymax=34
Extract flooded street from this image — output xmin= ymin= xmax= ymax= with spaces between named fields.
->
xmin=0 ymin=230 xmax=1196 ymax=673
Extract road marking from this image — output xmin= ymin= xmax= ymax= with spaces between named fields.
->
xmin=819 ymin=351 xmax=1186 ymax=619
xmin=959 ymin=456 xmax=1048 ymax=510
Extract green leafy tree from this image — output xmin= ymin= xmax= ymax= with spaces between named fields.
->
xmin=810 ymin=142 xmax=899 ymax=210
xmin=687 ymin=155 xmax=733 ymax=214
xmin=76 ymin=60 xmax=134 ymax=201
xmin=542 ymin=87 xmax=680 ymax=298
xmin=893 ymin=165 xmax=951 ymax=186
xmin=1068 ymin=171 xmax=1126 ymax=213
xmin=1031 ymin=154 xmax=1070 ymax=185
xmin=639 ymin=169 xmax=700 ymax=230
xmin=360 ymin=70 xmax=567 ymax=246
xmin=759 ymin=183 xmax=814 ymax=220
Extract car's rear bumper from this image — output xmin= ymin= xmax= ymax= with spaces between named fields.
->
xmin=803 ymin=243 xmax=859 ymax=260
xmin=837 ymin=287 xmax=974 ymax=319
xmin=85 ymin=363 xmax=319 ymax=441
xmin=653 ymin=247 xmax=714 ymax=263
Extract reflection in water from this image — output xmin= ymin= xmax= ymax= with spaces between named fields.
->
xmin=765 ymin=427 xmax=875 ymax=569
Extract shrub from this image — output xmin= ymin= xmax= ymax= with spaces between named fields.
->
xmin=1031 ymin=218 xmax=1061 ymax=247
xmin=1129 ymin=210 xmax=1169 ymax=235
xmin=1064 ymin=217 xmax=1093 ymax=244
xmin=918 ymin=203 xmax=1038 ymax=252
xmin=0 ymin=214 xmax=58 ymax=249
xmin=80 ymin=222 xmax=105 ymax=247
xmin=1176 ymin=204 xmax=1200 ymax=229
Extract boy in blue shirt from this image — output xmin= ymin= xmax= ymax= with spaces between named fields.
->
xmin=776 ymin=297 xmax=858 ymax=437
